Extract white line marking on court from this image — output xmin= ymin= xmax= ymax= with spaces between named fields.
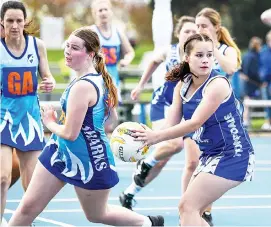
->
xmin=19 ymin=205 xmax=271 ymax=213
xmin=116 ymin=160 xmax=271 ymax=165
xmin=6 ymin=195 xmax=271 ymax=203
xmin=116 ymin=167 xmax=271 ymax=171
xmin=5 ymin=209 xmax=75 ymax=227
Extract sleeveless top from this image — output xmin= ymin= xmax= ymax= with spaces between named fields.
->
xmin=44 ymin=73 xmax=118 ymax=189
xmin=181 ymin=70 xmax=253 ymax=156
xmin=0 ymin=35 xmax=45 ymax=151
xmin=91 ymin=25 xmax=121 ymax=87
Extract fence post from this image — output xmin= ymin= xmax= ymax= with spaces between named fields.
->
xmin=139 ymin=103 xmax=146 ymax=124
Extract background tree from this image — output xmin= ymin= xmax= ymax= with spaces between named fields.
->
xmin=229 ymin=0 xmax=271 ymax=48
xmin=150 ymin=0 xmax=271 ymax=49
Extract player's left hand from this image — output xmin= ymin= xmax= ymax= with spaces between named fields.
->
xmin=132 ymin=127 xmax=159 ymax=148
xmin=39 ymin=77 xmax=56 ymax=93
xmin=41 ymin=105 xmax=57 ymax=126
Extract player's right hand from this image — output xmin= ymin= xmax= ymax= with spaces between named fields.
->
xmin=130 ymin=85 xmax=143 ymax=100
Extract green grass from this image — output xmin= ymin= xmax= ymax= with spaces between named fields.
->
xmin=47 ymin=42 xmax=154 ymax=65
xmin=47 ymin=42 xmax=154 ymax=83
xmin=131 ymin=42 xmax=154 ymax=65
xmin=47 ymin=49 xmax=64 ymax=62
xmin=251 ymin=118 xmax=265 ymax=130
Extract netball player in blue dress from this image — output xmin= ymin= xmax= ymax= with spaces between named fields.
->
xmin=120 ymin=15 xmax=197 ymax=209
xmin=131 ymin=8 xmax=242 ymax=225
xmin=0 ymin=1 xmax=55 ymax=222
xmin=132 ymin=33 xmax=255 ymax=227
xmin=183 ymin=7 xmax=242 ymax=223
xmin=90 ymin=0 xmax=135 ymax=102
xmin=8 ymin=27 xmax=164 ymax=227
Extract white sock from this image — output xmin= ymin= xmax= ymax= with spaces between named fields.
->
xmin=144 ymin=153 xmax=159 ymax=167
xmin=124 ymin=182 xmax=142 ymax=196
xmin=142 ymin=216 xmax=152 ymax=227
xmin=1 ymin=218 xmax=8 ymax=227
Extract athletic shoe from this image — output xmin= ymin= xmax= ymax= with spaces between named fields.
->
xmin=134 ymin=160 xmax=152 ymax=187
xmin=119 ymin=192 xmax=135 ymax=210
xmin=148 ymin=215 xmax=164 ymax=226
xmin=202 ymin=211 xmax=214 ymax=226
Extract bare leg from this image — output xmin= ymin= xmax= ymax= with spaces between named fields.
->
xmin=144 ymin=136 xmax=183 ymax=184
xmin=75 ymin=187 xmax=150 ymax=226
xmin=9 ymin=150 xmax=20 ymax=188
xmin=16 ymin=149 xmax=41 ymax=191
xmin=181 ymin=138 xmax=200 ymax=193
xmin=0 ymin=145 xmax=12 ymax=221
xmin=144 ymin=158 xmax=169 ymax=184
xmin=179 ymin=172 xmax=240 ymax=226
xmin=139 ymin=109 xmax=184 ymax=184
xmin=8 ymin=161 xmax=65 ymax=226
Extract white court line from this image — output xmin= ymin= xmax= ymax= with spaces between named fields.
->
xmin=5 ymin=209 xmax=75 ymax=227
xmin=12 ymin=205 xmax=271 ymax=213
xmin=116 ymin=160 xmax=271 ymax=165
xmin=116 ymin=167 xmax=271 ymax=171
xmin=133 ymin=205 xmax=271 ymax=211
xmin=6 ymin=194 xmax=271 ymax=203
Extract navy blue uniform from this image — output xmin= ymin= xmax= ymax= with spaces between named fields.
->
xmin=181 ymin=70 xmax=255 ymax=181
xmin=150 ymin=44 xmax=180 ymax=121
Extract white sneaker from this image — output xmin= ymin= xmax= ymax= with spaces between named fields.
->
xmin=261 ymin=122 xmax=271 ymax=130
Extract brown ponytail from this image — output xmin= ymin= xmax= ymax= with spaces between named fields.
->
xmin=94 ymin=52 xmax=118 ymax=113
xmin=166 ymin=62 xmax=191 ymax=82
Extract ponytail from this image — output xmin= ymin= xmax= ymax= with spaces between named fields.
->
xmin=23 ymin=20 xmax=38 ymax=36
xmin=94 ymin=53 xmax=118 ymax=115
xmin=166 ymin=61 xmax=192 ymax=82
xmin=218 ymin=26 xmax=242 ymax=68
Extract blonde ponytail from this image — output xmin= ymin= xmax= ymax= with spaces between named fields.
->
xmin=218 ymin=26 xmax=242 ymax=68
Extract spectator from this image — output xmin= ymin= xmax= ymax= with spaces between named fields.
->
xmin=240 ymin=37 xmax=262 ymax=127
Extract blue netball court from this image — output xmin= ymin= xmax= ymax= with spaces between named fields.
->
xmin=4 ymin=136 xmax=271 ymax=226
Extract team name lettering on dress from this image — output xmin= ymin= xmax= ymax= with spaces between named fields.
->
xmin=82 ymin=126 xmax=107 ymax=171
xmin=224 ymin=112 xmax=243 ymax=156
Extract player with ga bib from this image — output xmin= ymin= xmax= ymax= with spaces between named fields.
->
xmin=90 ymin=0 xmax=135 ymax=102
xmin=0 ymin=1 xmax=55 ymax=223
